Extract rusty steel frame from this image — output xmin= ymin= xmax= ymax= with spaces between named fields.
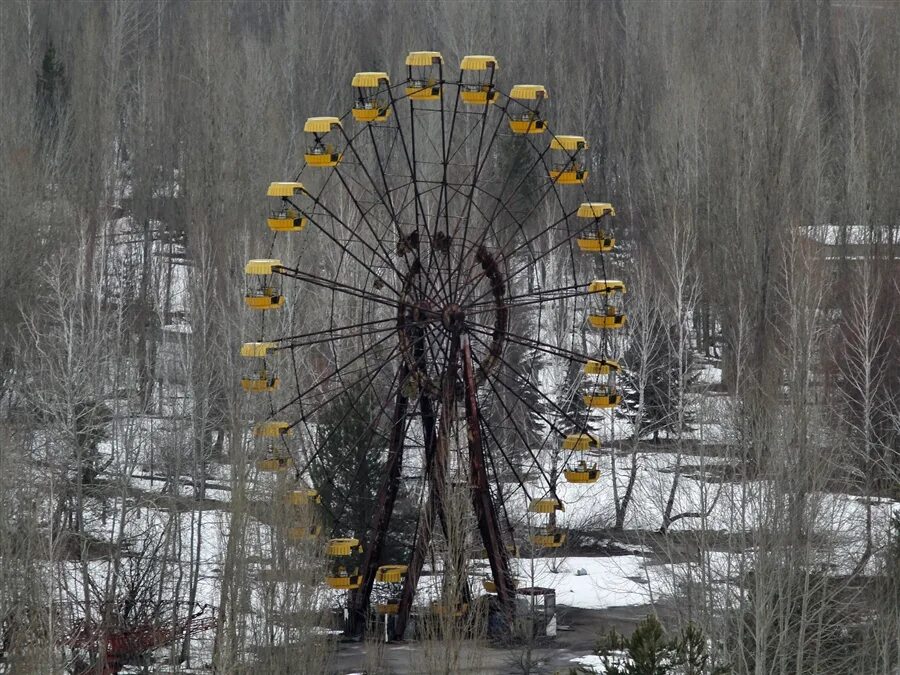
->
xmin=393 ymin=333 xmax=459 ymax=640
xmin=346 ymin=363 xmax=410 ymax=635
xmin=461 ymin=334 xmax=516 ymax=621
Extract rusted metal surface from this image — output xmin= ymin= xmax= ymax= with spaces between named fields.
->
xmin=347 ymin=363 xmax=410 ymax=636
xmin=394 ymin=335 xmax=459 ymax=640
xmin=461 ymin=335 xmax=516 ymax=622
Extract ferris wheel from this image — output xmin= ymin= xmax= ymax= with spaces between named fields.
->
xmin=240 ymin=51 xmax=626 ymax=639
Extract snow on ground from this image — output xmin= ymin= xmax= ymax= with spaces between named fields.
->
xmin=499 ymin=443 xmax=896 ymax=551
xmin=82 ymin=391 xmax=896 ymax=619
xmin=50 ymin=342 xmax=897 ymax=662
xmin=570 ymin=652 xmax=634 ymax=674
xmin=512 ymin=556 xmax=656 ymax=609
xmin=695 ymin=363 xmax=723 ymax=386
xmin=570 ymin=653 xmax=606 ymax=673
xmin=410 ymin=555 xmax=660 ymax=611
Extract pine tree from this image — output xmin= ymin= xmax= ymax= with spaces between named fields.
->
xmin=73 ymin=401 xmax=112 ymax=484
xmin=627 ymin=615 xmax=674 ymax=675
xmin=597 ymin=614 xmax=674 ymax=675
xmin=596 ymin=615 xmax=726 ymax=675
xmin=35 ymin=40 xmax=69 ymax=147
xmin=484 ymin=246 xmax=546 ymax=474
xmin=309 ymin=385 xmax=387 ymax=541
xmin=485 ymin=325 xmax=545 ymax=473
xmin=496 ymin=135 xmax=542 ymax=232
xmin=558 ymin=356 xmax=592 ymax=436
xmin=618 ymin=319 xmax=697 ymax=442
xmin=672 ymin=623 xmax=712 ymax=675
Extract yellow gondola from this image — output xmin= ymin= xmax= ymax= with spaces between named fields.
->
xmin=266 ymin=182 xmax=308 ymax=232
xmin=583 ymin=389 xmax=623 ymax=409
xmin=576 ymin=202 xmax=616 ymax=252
xmin=405 ymin=51 xmax=443 ymax=100
xmin=324 ymin=536 xmax=363 ymax=587
xmin=244 ymin=287 xmax=284 ymax=310
xmin=587 ymin=307 xmax=627 ymax=329
xmin=288 ymin=524 xmax=324 ymax=541
xmin=373 ymin=565 xmax=406 ymax=614
xmin=529 ymin=497 xmax=564 ymax=513
xmin=253 ymin=420 xmax=292 ymax=438
xmin=284 ymin=489 xmax=321 ymax=506
xmin=254 ymin=421 xmax=291 ymax=438
xmin=562 ymin=432 xmax=600 ymax=451
xmin=587 ymin=280 xmax=626 ymax=329
xmin=325 ymin=567 xmax=363 ymax=590
xmin=577 ymin=234 xmax=615 ymax=253
xmin=482 ymin=578 xmax=518 ymax=593
xmin=325 ymin=538 xmax=364 ymax=588
xmin=240 ymin=341 xmax=280 ymax=392
xmin=241 ymin=342 xmax=276 ymax=358
xmin=583 ymin=357 xmax=622 ymax=408
xmin=351 ymin=72 xmax=392 ymax=122
xmin=588 ymin=279 xmax=627 ymax=295
xmin=583 ymin=358 xmax=620 ymax=376
xmin=564 ymin=460 xmax=600 ymax=484
xmin=459 ymin=55 xmax=498 ymax=105
xmin=241 ymin=369 xmax=280 ymax=393
xmin=256 ymin=450 xmax=294 ymax=472
xmin=549 ymin=135 xmax=588 ymax=185
xmin=531 ymin=528 xmax=566 ymax=548
xmin=304 ymin=117 xmax=343 ymax=167
xmin=375 ymin=564 xmax=408 ymax=583
xmin=508 ymin=84 xmax=547 ymax=134
xmin=245 ymin=259 xmax=282 ymax=275
xmin=326 ymin=538 xmax=363 ymax=557
xmin=286 ymin=488 xmax=323 ymax=541
xmin=577 ymin=202 xmax=616 ymax=219
xmin=245 ymin=259 xmax=284 ymax=310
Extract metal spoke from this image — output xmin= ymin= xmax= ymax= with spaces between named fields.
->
xmin=468 ymin=328 xmax=591 ymax=441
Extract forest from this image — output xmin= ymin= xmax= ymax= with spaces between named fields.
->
xmin=0 ymin=1 xmax=899 ymax=673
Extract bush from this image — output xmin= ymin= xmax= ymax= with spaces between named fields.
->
xmin=595 ymin=615 xmax=728 ymax=675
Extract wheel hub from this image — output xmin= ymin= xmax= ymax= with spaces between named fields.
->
xmin=441 ymin=303 xmax=465 ymax=333
xmin=397 ymin=244 xmax=508 ymax=398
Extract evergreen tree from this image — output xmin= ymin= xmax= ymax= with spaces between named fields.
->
xmin=309 ymin=384 xmax=387 ymax=541
xmin=618 ymin=318 xmax=697 ymax=442
xmin=671 ymin=623 xmax=713 ymax=675
xmin=596 ymin=615 xmax=725 ymax=675
xmin=34 ymin=40 xmax=69 ymax=149
xmin=624 ymin=615 xmax=673 ymax=675
xmin=496 ymin=135 xmax=542 ymax=233
xmin=597 ymin=614 xmax=674 ymax=675
xmin=481 ymin=244 xmax=546 ymax=474
xmin=485 ymin=309 xmax=545 ymax=473
xmin=73 ymin=401 xmax=112 ymax=485
xmin=558 ymin=356 xmax=592 ymax=436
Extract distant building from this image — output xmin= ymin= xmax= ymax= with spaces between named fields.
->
xmin=800 ymin=224 xmax=900 ymax=262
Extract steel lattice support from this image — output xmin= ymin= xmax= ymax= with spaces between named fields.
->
xmin=461 ymin=335 xmax=516 ymax=621
xmin=393 ymin=335 xmax=459 ymax=640
xmin=347 ymin=363 xmax=410 ymax=636
xmin=379 ymin=385 xmax=444 ymax=641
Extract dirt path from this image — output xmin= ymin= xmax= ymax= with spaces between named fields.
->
xmin=327 ymin=603 xmax=670 ymax=674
